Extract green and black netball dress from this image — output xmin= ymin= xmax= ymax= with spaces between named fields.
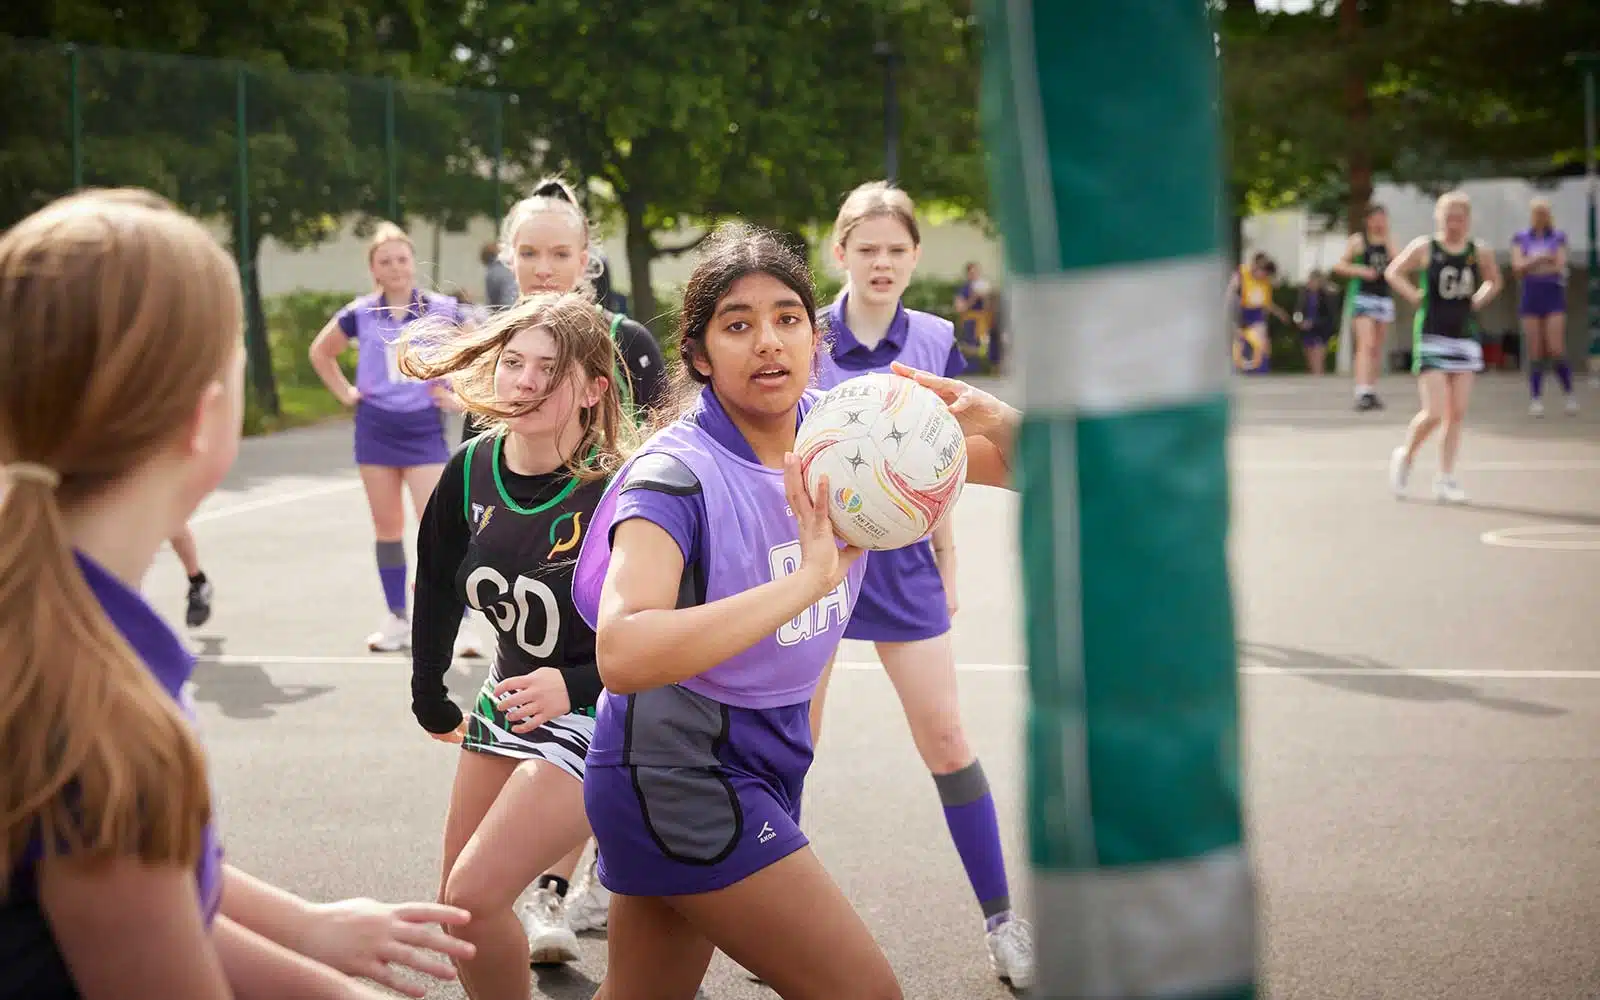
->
xmin=1412 ymin=240 xmax=1485 ymax=374
xmin=411 ymin=432 xmax=609 ymax=779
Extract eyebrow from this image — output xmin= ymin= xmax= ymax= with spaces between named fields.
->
xmin=715 ymin=297 xmax=805 ymax=318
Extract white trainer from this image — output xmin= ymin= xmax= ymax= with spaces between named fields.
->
xmin=987 ymin=917 xmax=1035 ymax=990
xmin=365 ymin=613 xmax=410 ymax=653
xmin=522 ymin=885 xmax=580 ymax=966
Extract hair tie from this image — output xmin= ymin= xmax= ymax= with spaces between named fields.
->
xmin=4 ymin=462 xmax=61 ymax=489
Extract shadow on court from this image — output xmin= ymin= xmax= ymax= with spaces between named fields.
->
xmin=1424 ymin=499 xmax=1600 ymax=526
xmin=189 ymin=636 xmax=335 ymax=720
xmin=530 ymin=966 xmax=600 ymax=1000
xmin=1242 ymin=642 xmax=1567 ymax=718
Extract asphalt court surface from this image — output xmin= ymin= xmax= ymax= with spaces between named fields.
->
xmin=143 ymin=373 xmax=1600 ymax=999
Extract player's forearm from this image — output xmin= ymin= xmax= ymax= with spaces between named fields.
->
xmin=598 ymin=570 xmax=832 ymax=695
xmin=213 ymin=913 xmax=352 ymax=1000
xmin=221 ymin=866 xmax=319 ymax=955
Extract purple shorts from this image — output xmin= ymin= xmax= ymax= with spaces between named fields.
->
xmin=844 ymin=540 xmax=951 ymax=643
xmin=1520 ymin=281 xmax=1566 ymax=319
xmin=353 ymin=402 xmax=448 ymax=468
xmin=584 ymin=687 xmax=812 ymax=897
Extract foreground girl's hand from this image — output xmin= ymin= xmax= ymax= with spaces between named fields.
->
xmin=303 ymin=899 xmax=476 ymax=999
xmin=784 ymin=454 xmax=865 ymax=595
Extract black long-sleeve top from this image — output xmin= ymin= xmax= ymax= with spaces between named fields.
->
xmin=410 ymin=438 xmax=608 ymax=734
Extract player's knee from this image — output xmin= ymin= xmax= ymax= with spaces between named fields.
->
xmin=915 ymin=722 xmax=971 ymax=774
xmin=440 ymin=865 xmax=510 ymax=925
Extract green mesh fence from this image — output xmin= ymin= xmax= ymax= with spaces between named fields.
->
xmin=0 ymin=38 xmax=514 ymax=417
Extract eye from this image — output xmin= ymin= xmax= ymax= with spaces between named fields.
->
xmin=725 ymin=320 xmax=751 ymax=334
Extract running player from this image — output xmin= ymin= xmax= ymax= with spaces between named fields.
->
xmin=170 ymin=524 xmax=214 ymax=627
xmin=460 ymin=179 xmax=667 ymax=447
xmin=1385 ymin=190 xmax=1503 ymax=503
xmin=809 ymin=180 xmax=1034 ymax=989
xmin=570 ymin=224 xmax=897 ymax=1000
xmin=308 ymin=223 xmax=481 ymax=656
xmin=1226 ymin=252 xmax=1288 ymax=374
xmin=402 ymin=292 xmax=635 ymax=998
xmin=1332 ymin=204 xmax=1395 ymax=411
xmin=1512 ymin=197 xmax=1577 ymax=416
xmin=457 ymin=179 xmax=671 ymax=947
xmin=0 ymin=188 xmax=476 ymax=1000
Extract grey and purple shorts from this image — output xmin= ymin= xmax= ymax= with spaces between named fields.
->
xmin=583 ymin=686 xmax=813 ymax=897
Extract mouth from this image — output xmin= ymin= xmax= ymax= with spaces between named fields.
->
xmin=750 ymin=365 xmax=790 ymax=388
xmin=868 ymin=275 xmax=895 ymax=293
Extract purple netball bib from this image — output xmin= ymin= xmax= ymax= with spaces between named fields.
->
xmin=574 ymin=390 xmax=866 ymax=709
xmin=1514 ymin=229 xmax=1567 ymax=287
xmin=337 ymin=291 xmax=462 ymax=412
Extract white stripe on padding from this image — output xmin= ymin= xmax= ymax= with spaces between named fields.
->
xmin=1016 ymin=254 xmax=1233 ymax=414
xmin=1033 ymin=844 xmax=1255 ymax=998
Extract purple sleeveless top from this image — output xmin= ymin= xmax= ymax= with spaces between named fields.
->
xmin=1512 ymin=228 xmax=1567 ymax=288
xmin=334 ymin=289 xmax=464 ymax=412
xmin=573 ymin=386 xmax=867 ymax=710
xmin=813 ymin=295 xmax=967 ymax=642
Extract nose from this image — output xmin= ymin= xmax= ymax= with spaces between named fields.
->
xmin=754 ymin=317 xmax=783 ymax=353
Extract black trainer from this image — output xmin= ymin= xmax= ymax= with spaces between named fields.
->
xmin=185 ymin=575 xmax=213 ymax=628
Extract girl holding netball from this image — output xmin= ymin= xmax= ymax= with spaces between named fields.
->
xmin=0 ymin=189 xmax=475 ymax=1000
xmin=1385 ymin=190 xmax=1503 ymax=504
xmin=1512 ymin=197 xmax=1577 ymax=416
xmin=809 ymin=181 xmax=1034 ymax=990
xmin=308 ymin=223 xmax=478 ymax=655
xmin=402 ymin=292 xmax=635 ymax=998
xmin=570 ymin=224 xmax=895 ymax=1000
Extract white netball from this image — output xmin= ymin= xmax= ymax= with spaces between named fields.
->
xmin=795 ymin=372 xmax=968 ymax=551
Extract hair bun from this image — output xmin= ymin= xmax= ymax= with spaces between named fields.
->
xmin=531 ymin=179 xmax=574 ymax=203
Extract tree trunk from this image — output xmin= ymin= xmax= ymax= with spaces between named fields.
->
xmin=1341 ymin=0 xmax=1372 ymax=233
xmin=622 ymin=199 xmax=659 ymax=339
xmin=243 ymin=230 xmax=280 ymax=416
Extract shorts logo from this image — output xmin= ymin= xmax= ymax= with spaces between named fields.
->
xmin=757 ymin=821 xmax=776 ymax=845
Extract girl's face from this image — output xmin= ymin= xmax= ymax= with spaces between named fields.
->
xmin=694 ymin=272 xmax=818 ymax=423
xmin=512 ymin=213 xmax=589 ymax=297
xmin=1442 ymin=204 xmax=1471 ymax=243
xmin=494 ymin=325 xmax=604 ymax=439
xmin=369 ymin=239 xmax=415 ymax=296
xmin=1531 ymin=205 xmax=1553 ymax=232
xmin=1366 ymin=211 xmax=1388 ymax=240
xmin=834 ymin=214 xmax=920 ymax=309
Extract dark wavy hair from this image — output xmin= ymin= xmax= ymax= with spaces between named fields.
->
xmin=658 ymin=223 xmax=825 ymax=424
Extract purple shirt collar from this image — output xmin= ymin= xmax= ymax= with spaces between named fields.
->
xmin=691 ymin=385 xmax=808 ymax=465
xmin=825 ymin=292 xmax=910 ymax=359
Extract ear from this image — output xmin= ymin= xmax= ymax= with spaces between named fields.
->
xmin=182 ymin=380 xmax=226 ymax=459
xmin=831 ymin=240 xmax=847 ymax=269
xmin=578 ymin=247 xmax=591 ymax=277
xmin=910 ymin=242 xmax=923 ymax=269
xmin=688 ymin=341 xmax=713 ymax=379
xmin=582 ymin=373 xmax=609 ymax=410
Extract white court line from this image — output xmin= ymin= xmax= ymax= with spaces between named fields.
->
xmin=189 ymin=480 xmax=362 ymax=525
xmin=192 ymin=653 xmax=1600 ymax=681
xmin=1234 ymin=459 xmax=1600 ymax=473
xmin=176 ymin=460 xmax=1597 ymax=527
